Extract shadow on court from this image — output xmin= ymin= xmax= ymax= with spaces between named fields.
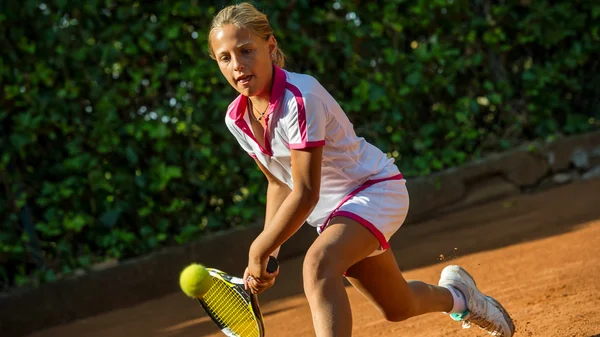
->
xmin=175 ymin=303 xmax=305 ymax=335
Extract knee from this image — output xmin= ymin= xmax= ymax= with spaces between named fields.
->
xmin=302 ymin=247 xmax=343 ymax=294
xmin=381 ymin=306 xmax=416 ymax=322
xmin=379 ymin=296 xmax=419 ymax=322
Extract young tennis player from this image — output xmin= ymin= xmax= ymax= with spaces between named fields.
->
xmin=207 ymin=3 xmax=515 ymax=336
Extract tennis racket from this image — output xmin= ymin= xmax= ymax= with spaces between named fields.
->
xmin=198 ymin=256 xmax=279 ymax=337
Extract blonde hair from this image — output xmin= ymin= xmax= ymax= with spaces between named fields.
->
xmin=208 ymin=2 xmax=286 ymax=68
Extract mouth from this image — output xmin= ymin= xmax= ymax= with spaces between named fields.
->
xmin=236 ymin=74 xmax=253 ymax=85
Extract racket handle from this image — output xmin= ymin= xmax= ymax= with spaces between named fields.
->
xmin=266 ymin=256 xmax=279 ymax=274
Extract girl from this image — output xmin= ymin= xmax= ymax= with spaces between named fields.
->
xmin=207 ymin=3 xmax=515 ymax=336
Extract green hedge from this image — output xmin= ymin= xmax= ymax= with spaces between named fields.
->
xmin=1 ymin=0 xmax=598 ymax=291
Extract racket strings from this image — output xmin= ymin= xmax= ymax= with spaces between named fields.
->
xmin=204 ymin=277 xmax=260 ymax=337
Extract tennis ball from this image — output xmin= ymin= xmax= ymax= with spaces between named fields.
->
xmin=179 ymin=263 xmax=212 ymax=299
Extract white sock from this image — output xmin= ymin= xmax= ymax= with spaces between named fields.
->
xmin=443 ymin=286 xmax=467 ymax=314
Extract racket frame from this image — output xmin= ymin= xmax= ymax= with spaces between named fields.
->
xmin=197 ymin=256 xmax=279 ymax=337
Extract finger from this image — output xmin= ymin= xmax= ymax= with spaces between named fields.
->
xmin=262 ymin=266 xmax=279 ymax=281
xmin=254 ymin=279 xmax=271 ymax=293
xmin=247 ymin=275 xmax=259 ymax=292
xmin=253 ymin=279 xmax=274 ymax=294
xmin=249 ymin=278 xmax=260 ymax=294
xmin=260 ymin=273 xmax=278 ymax=284
xmin=268 ymin=268 xmax=280 ymax=279
xmin=243 ymin=269 xmax=250 ymax=290
xmin=253 ymin=282 xmax=267 ymax=295
xmin=254 ymin=275 xmax=276 ymax=286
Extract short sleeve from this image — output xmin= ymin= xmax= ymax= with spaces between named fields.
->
xmin=225 ymin=115 xmax=256 ymax=158
xmin=286 ymin=92 xmax=327 ymax=150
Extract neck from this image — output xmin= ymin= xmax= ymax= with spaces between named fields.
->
xmin=248 ymin=65 xmax=275 ymax=109
xmin=248 ymin=95 xmax=270 ymax=108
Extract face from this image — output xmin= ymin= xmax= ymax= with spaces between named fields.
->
xmin=211 ymin=24 xmax=275 ymax=98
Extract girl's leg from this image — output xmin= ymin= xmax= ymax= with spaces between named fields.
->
xmin=302 ymin=216 xmax=381 ymax=337
xmin=344 ymin=248 xmax=453 ymax=322
xmin=304 ymin=215 xmax=515 ymax=337
xmin=344 ymin=238 xmax=516 ymax=337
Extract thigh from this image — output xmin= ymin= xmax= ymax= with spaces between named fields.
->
xmin=344 ymin=249 xmax=415 ymax=314
xmin=304 ymin=216 xmax=381 ymax=279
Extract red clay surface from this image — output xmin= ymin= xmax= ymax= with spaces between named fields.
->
xmin=29 ymin=180 xmax=600 ymax=337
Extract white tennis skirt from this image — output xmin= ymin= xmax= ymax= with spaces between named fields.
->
xmin=316 ymin=174 xmax=410 ymax=257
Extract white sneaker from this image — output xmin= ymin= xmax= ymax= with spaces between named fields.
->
xmin=439 ymin=265 xmax=515 ymax=337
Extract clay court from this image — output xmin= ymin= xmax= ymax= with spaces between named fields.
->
xmin=28 ymin=180 xmax=600 ymax=337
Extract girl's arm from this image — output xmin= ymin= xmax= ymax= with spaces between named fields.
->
xmin=249 ymin=146 xmax=323 ymax=268
xmin=253 ymin=158 xmax=292 ymax=258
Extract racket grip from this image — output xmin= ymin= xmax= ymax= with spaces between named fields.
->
xmin=266 ymin=256 xmax=279 ymax=274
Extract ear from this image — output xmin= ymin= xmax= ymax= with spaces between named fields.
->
xmin=267 ymin=35 xmax=277 ymax=54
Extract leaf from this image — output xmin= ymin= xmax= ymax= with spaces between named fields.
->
xmin=166 ymin=25 xmax=180 ymax=39
xmin=125 ymin=146 xmax=138 ymax=164
xmin=405 ymin=72 xmax=421 ymax=86
xmin=100 ymin=209 xmax=122 ymax=228
xmin=64 ymin=214 xmax=87 ymax=233
xmin=9 ymin=133 xmax=30 ymax=150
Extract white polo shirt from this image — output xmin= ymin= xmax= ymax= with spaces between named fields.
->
xmin=225 ymin=66 xmax=401 ymax=228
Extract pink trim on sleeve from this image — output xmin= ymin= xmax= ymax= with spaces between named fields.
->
xmin=289 ymin=140 xmax=326 ymax=150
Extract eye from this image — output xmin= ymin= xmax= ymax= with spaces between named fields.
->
xmin=242 ymin=48 xmax=252 ymax=55
xmin=219 ymin=55 xmax=230 ymax=62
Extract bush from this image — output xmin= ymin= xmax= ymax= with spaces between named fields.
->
xmin=1 ymin=0 xmax=598 ymax=291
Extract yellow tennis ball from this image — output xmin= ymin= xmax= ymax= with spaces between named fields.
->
xmin=179 ymin=263 xmax=212 ymax=298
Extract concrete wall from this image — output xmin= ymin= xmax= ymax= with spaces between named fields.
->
xmin=2 ymin=131 xmax=600 ymax=337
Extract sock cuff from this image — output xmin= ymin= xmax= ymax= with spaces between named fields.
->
xmin=442 ymin=285 xmax=467 ymax=314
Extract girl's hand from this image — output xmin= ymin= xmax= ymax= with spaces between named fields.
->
xmin=244 ymin=257 xmax=279 ymax=294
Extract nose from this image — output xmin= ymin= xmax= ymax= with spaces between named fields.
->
xmin=232 ymin=55 xmax=244 ymax=71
